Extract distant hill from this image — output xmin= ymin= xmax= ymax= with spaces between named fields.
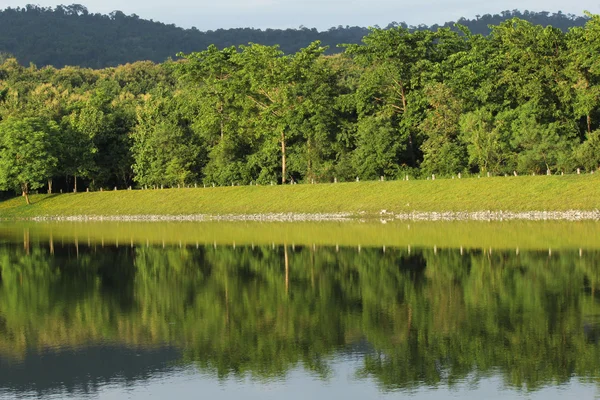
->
xmin=0 ymin=4 xmax=590 ymax=68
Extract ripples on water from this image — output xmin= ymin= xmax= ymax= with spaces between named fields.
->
xmin=0 ymin=221 xmax=599 ymax=399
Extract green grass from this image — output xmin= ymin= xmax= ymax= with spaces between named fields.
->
xmin=1 ymin=174 xmax=599 ymax=218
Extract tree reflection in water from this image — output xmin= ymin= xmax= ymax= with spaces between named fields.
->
xmin=0 ymin=237 xmax=599 ymax=396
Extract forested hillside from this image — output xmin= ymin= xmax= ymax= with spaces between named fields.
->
xmin=0 ymin=4 xmax=590 ymax=68
xmin=1 ymin=14 xmax=600 ymax=202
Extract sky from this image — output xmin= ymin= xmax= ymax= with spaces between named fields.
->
xmin=0 ymin=0 xmax=598 ymax=31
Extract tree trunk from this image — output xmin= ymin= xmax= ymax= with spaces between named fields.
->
xmin=281 ymin=130 xmax=287 ymax=184
xmin=400 ymin=84 xmax=407 ymax=113
xmin=21 ymin=183 xmax=30 ymax=205
xmin=284 ymin=245 xmax=289 ymax=295
xmin=24 ymin=228 xmax=30 ymax=255
xmin=306 ymin=137 xmax=312 ymax=181
xmin=219 ymin=102 xmax=224 ymax=140
xmin=225 ymin=278 xmax=230 ymax=326
xmin=48 ymin=178 xmax=53 ymax=194
xmin=74 ymin=175 xmax=77 ymax=193
xmin=399 ymin=82 xmax=417 ymax=166
xmin=408 ymin=132 xmax=415 ymax=166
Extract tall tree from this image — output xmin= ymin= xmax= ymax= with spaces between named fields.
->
xmin=0 ymin=117 xmax=58 ymax=204
xmin=566 ymin=12 xmax=600 ymax=136
xmin=236 ymin=41 xmax=331 ymax=184
xmin=60 ymin=104 xmax=101 ymax=192
xmin=131 ymin=90 xmax=205 ymax=188
xmin=344 ymin=27 xmax=466 ymax=174
xmin=419 ymin=83 xmax=466 ymax=175
xmin=176 ymin=45 xmax=251 ymax=185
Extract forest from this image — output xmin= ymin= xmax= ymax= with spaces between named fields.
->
xmin=0 ymin=5 xmax=590 ymax=68
xmin=1 ymin=14 xmax=600 ymax=200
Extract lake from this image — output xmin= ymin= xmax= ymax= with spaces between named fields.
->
xmin=0 ymin=221 xmax=599 ymax=399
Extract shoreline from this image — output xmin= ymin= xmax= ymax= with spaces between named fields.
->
xmin=6 ymin=209 xmax=599 ymax=222
xmin=2 ymin=175 xmax=599 ymax=221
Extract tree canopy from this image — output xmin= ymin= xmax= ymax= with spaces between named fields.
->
xmin=1 ymin=15 xmax=600 ymax=202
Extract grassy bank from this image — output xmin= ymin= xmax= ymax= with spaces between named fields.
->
xmin=1 ymin=174 xmax=599 ymax=219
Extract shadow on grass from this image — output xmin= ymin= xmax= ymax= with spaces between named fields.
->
xmin=30 ymin=193 xmax=60 ymax=206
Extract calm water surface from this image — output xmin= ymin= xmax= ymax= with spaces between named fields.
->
xmin=0 ymin=221 xmax=599 ymax=399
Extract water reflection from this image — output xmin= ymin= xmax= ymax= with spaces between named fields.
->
xmin=0 ymin=345 xmax=181 ymax=398
xmin=0 ymin=226 xmax=599 ymax=398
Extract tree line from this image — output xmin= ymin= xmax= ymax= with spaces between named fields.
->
xmin=0 ymin=5 xmax=589 ymax=68
xmin=1 ymin=14 xmax=600 ymax=202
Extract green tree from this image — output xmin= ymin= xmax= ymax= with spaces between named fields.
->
xmin=176 ymin=45 xmax=252 ymax=185
xmin=0 ymin=117 xmax=58 ymax=204
xmin=236 ymin=41 xmax=331 ymax=184
xmin=87 ymin=80 xmax=137 ymax=188
xmin=131 ymin=90 xmax=205 ymax=187
xmin=509 ymin=104 xmax=577 ymax=174
xmin=566 ymin=12 xmax=600 ymax=136
xmin=575 ymin=129 xmax=600 ymax=171
xmin=459 ymin=108 xmax=511 ymax=174
xmin=345 ymin=27 xmax=466 ymax=172
xmin=176 ymin=45 xmax=240 ymax=143
xmin=419 ymin=83 xmax=466 ymax=176
xmin=60 ymin=105 xmax=101 ymax=192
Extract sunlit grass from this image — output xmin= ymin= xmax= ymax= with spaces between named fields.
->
xmin=0 ymin=174 xmax=599 ymax=218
